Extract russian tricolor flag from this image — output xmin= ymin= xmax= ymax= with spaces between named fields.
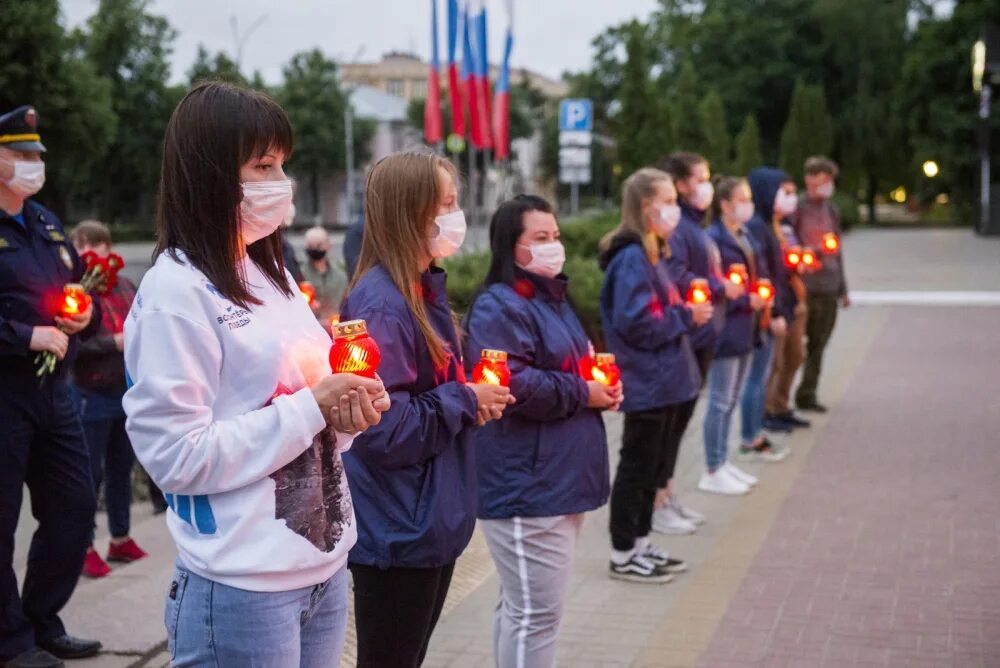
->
xmin=463 ymin=3 xmax=483 ymax=149
xmin=424 ymin=0 xmax=444 ymax=144
xmin=473 ymin=1 xmax=493 ymax=150
xmin=446 ymin=0 xmax=465 ymax=140
xmin=492 ymin=0 xmax=513 ymax=160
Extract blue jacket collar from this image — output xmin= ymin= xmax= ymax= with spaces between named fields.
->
xmin=421 ymin=265 xmax=449 ymax=302
xmin=680 ymin=199 xmax=707 ymax=225
xmin=515 ymin=267 xmax=568 ymax=302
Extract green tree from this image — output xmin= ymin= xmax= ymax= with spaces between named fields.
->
xmin=698 ymin=89 xmax=729 ymax=173
xmin=0 ymin=0 xmax=116 ymax=219
xmin=779 ymin=81 xmax=834 ymax=182
xmin=188 ymin=45 xmax=246 ymax=86
xmin=813 ymin=0 xmax=909 ymax=223
xmin=615 ymin=22 xmax=661 ymax=177
xmin=80 ymin=0 xmax=177 ymax=224
xmin=278 ymin=49 xmax=373 ymax=219
xmin=649 ymin=0 xmax=826 ymax=159
xmin=733 ymin=114 xmax=763 ymax=176
xmin=671 ymin=59 xmax=702 ymax=153
xmin=899 ymin=0 xmax=1000 ymax=223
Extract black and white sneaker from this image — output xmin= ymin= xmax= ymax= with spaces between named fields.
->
xmin=609 ymin=554 xmax=675 ymax=584
xmin=639 ymin=543 xmax=689 ymax=574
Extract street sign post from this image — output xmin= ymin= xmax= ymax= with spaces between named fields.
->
xmin=558 ymin=99 xmax=593 ymax=214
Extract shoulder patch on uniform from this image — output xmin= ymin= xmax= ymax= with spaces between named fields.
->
xmin=59 ymin=246 xmax=73 ymax=269
xmin=0 ymin=237 xmax=8 ymax=249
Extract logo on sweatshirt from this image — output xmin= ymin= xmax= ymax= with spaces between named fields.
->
xmin=267 ymin=386 xmax=353 ymax=552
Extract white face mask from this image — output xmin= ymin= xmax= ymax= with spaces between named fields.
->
xmin=774 ymin=190 xmax=799 ymax=216
xmin=653 ymin=203 xmax=682 ymax=237
xmin=240 ymin=179 xmax=294 ymax=245
xmin=692 ymin=181 xmax=714 ymax=211
xmin=429 ymin=209 xmax=467 ymax=259
xmin=816 ymin=182 xmax=835 ymax=199
xmin=4 ymin=161 xmax=45 ymax=198
xmin=733 ymin=202 xmax=755 ymax=226
xmin=517 ymin=241 xmax=566 ymax=279
xmin=282 ymin=202 xmax=296 ymax=228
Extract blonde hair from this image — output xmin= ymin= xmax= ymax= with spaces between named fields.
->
xmin=600 ymin=167 xmax=672 ymax=264
xmin=350 ymin=150 xmax=459 ymax=368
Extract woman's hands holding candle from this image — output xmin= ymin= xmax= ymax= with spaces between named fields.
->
xmin=688 ymin=301 xmax=714 ymax=327
xmin=748 ymin=292 xmax=766 ymax=311
xmin=586 ymin=380 xmax=623 ymax=411
xmin=467 ymin=383 xmax=515 ymax=426
xmin=723 ymin=278 xmax=745 ymax=299
xmin=311 ymin=373 xmax=388 ymax=434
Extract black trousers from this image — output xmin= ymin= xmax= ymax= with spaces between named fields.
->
xmin=350 ymin=562 xmax=455 ymax=668
xmin=655 ymin=397 xmax=699 ymax=488
xmin=0 ymin=377 xmax=96 ymax=660
xmin=609 ymin=404 xmax=683 ymax=551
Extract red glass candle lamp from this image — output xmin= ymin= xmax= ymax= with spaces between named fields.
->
xmin=329 ymin=319 xmax=381 ymax=379
xmin=686 ymin=278 xmax=712 ymax=305
xmin=590 ymin=353 xmax=621 ymax=387
xmin=754 ymin=278 xmax=775 ymax=302
xmin=784 ymin=245 xmax=803 ymax=270
xmin=821 ymin=232 xmax=840 ymax=254
xmin=473 ymin=349 xmax=511 ymax=387
xmin=727 ymin=263 xmax=748 ymax=286
xmin=801 ymin=247 xmax=819 ymax=270
xmin=299 ymin=281 xmax=317 ymax=307
xmin=60 ymin=284 xmax=91 ymax=317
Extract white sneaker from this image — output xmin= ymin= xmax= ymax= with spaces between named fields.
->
xmin=724 ymin=462 xmax=758 ymax=487
xmin=652 ymin=503 xmax=697 ymax=535
xmin=670 ymin=498 xmax=706 ymax=526
xmin=698 ymin=469 xmax=750 ymax=496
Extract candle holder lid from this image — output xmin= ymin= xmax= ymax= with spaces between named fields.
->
xmin=64 ymin=283 xmax=85 ymax=292
xmin=594 ymin=352 xmax=616 ymax=364
xmin=481 ymin=349 xmax=508 ymax=362
xmin=332 ymin=319 xmax=367 ymax=339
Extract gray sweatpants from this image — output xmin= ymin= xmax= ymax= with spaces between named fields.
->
xmin=480 ymin=514 xmax=585 ymax=668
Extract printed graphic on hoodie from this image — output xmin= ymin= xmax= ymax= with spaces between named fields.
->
xmin=268 ymin=385 xmax=353 ymax=552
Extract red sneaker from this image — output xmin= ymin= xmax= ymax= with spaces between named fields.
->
xmin=82 ymin=548 xmax=111 ymax=578
xmin=107 ymin=537 xmax=148 ymax=563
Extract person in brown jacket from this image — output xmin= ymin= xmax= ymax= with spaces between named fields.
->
xmin=791 ymin=157 xmax=850 ymax=413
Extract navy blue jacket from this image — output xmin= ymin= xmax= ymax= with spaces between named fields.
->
xmin=341 ymin=265 xmax=479 ymax=569
xmin=666 ymin=201 xmax=725 ymax=351
xmin=599 ymin=234 xmax=700 ymax=412
xmin=747 ymin=167 xmax=796 ymax=321
xmin=464 ymin=270 xmax=609 ymax=520
xmin=706 ymin=220 xmax=763 ymax=359
xmin=0 ymin=200 xmax=100 ymax=378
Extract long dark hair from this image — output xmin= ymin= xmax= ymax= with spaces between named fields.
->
xmin=482 ymin=194 xmax=554 ymax=288
xmin=155 ymin=80 xmax=294 ymax=309
xmin=470 ymin=194 xmax=599 ymax=346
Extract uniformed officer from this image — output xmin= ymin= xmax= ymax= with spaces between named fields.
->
xmin=0 ymin=106 xmax=103 ymax=667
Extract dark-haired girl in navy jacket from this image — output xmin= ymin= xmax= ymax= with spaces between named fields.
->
xmin=340 ymin=151 xmax=514 ymax=667
xmin=700 ymin=177 xmax=768 ymax=496
xmin=598 ymin=168 xmax=714 ymax=584
xmin=464 ymin=194 xmax=617 ymax=668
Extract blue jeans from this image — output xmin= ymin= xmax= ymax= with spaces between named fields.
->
xmin=165 ymin=564 xmax=349 ymax=667
xmin=740 ymin=335 xmax=775 ymax=445
xmin=703 ymin=353 xmax=753 ymax=471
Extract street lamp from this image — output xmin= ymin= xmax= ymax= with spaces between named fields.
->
xmin=922 ymin=160 xmax=940 ymax=178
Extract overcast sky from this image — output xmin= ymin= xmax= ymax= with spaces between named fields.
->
xmin=59 ymin=1 xmax=659 ymax=84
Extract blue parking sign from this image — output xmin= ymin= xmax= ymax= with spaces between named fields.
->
xmin=559 ymin=99 xmax=593 ymax=132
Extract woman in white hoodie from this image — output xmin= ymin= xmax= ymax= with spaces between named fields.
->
xmin=122 ymin=81 xmax=389 ymax=667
